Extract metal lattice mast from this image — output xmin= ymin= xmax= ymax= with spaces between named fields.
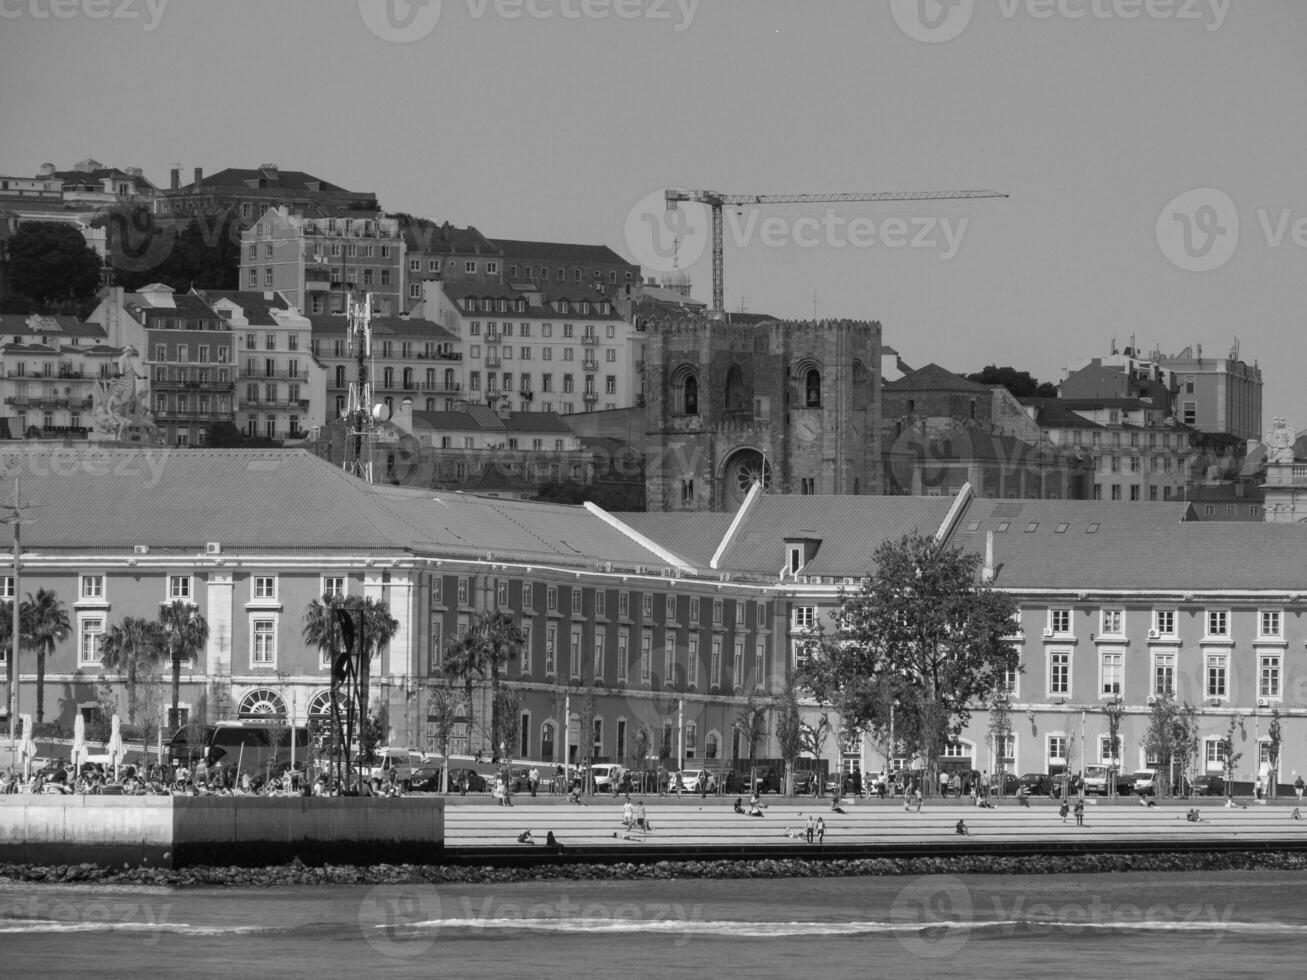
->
xmin=343 ymin=292 xmax=375 ymax=483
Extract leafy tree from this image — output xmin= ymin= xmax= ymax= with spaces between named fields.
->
xmin=965 ymin=365 xmax=1058 ymax=399
xmin=21 ymin=589 xmax=70 ymax=724
xmin=441 ymin=611 xmax=524 ymax=762
xmin=99 ymin=616 xmax=165 ymax=724
xmin=801 ymin=711 xmax=833 ymax=794
xmin=775 ymin=678 xmax=805 ymax=796
xmin=134 ymin=671 xmax=167 ymax=766
xmin=1267 ymin=708 xmax=1283 ymax=799
xmin=1217 ymin=714 xmax=1246 ymax=801
xmin=1143 ymin=694 xmax=1201 ymax=797
xmin=1102 ymin=697 xmax=1126 ymax=797
xmin=631 ymin=727 xmax=651 ymax=770
xmin=3 ymin=222 xmax=102 ymax=311
xmin=733 ymin=693 xmax=768 ymax=772
xmin=424 ymin=679 xmax=461 ymax=793
xmin=534 ymin=480 xmax=644 ymax=511
xmin=988 ymin=686 xmax=1015 ymax=795
xmin=158 ymin=600 xmax=209 ymax=730
xmin=494 ymin=687 xmax=523 ymax=763
xmin=801 ymin=533 xmax=1020 ymax=796
xmin=97 ymin=206 xmax=241 ymax=293
xmin=0 ymin=599 xmax=13 ymax=721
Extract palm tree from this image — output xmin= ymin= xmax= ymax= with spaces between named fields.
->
xmin=100 ymin=617 xmax=165 ymax=724
xmin=21 ymin=589 xmax=70 ymax=725
xmin=158 ymin=600 xmax=209 ymax=730
xmin=0 ymin=599 xmax=12 ymax=713
xmin=302 ymin=594 xmax=397 ymax=760
xmin=442 ymin=611 xmax=524 ymax=761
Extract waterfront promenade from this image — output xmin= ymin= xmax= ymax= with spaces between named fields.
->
xmin=440 ymin=795 xmax=1307 ymax=857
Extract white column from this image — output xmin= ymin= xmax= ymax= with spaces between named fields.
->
xmin=206 ymin=572 xmax=234 ymax=675
xmin=388 ymin=573 xmax=413 ymax=682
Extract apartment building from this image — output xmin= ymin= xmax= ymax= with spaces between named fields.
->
xmin=422 ymin=279 xmax=641 ymax=415
xmin=195 ymin=290 xmax=324 ymax=440
xmin=0 ymin=314 xmax=123 ymax=440
xmin=308 ymin=312 xmax=462 ymax=422
xmin=156 ymin=164 xmax=378 ymax=227
xmin=401 ymin=218 xmax=501 ymax=311
xmin=239 ymin=206 xmax=406 ymax=316
xmin=491 ymin=239 xmax=639 ymax=298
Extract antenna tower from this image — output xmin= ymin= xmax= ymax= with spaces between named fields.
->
xmin=343 ymin=292 xmax=376 ymax=483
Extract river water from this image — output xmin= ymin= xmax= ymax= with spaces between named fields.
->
xmin=2 ymin=870 xmax=1304 ymax=978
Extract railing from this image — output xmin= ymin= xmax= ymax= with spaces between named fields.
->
xmin=413 ymin=351 xmax=462 ymax=361
xmin=237 ymin=399 xmax=311 ymax=411
xmin=152 ymin=409 xmax=233 ymax=421
xmin=582 ymin=335 xmax=599 ymax=346
xmin=485 ymin=355 xmax=501 ymax=368
xmin=582 ymin=360 xmax=598 ymax=371
xmin=237 ymin=370 xmax=306 ymax=381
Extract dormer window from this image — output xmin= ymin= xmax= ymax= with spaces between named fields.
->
xmin=788 ymin=545 xmax=803 ymax=575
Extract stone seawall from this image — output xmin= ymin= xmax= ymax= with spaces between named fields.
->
xmin=0 ymin=796 xmax=445 ymax=869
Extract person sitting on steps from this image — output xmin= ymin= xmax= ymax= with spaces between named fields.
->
xmin=956 ymin=819 xmax=969 ymax=835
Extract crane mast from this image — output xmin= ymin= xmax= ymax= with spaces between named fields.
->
xmin=343 ymin=292 xmax=375 ymax=483
xmin=664 ymin=188 xmax=1009 ymax=313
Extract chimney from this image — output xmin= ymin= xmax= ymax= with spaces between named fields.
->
xmin=193 ymin=167 xmax=203 ymax=189
xmin=170 ymin=165 xmax=180 ymax=190
xmin=982 ymin=531 xmax=995 ymax=583
xmin=394 ymin=397 xmax=414 ymax=435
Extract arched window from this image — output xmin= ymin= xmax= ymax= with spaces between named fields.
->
xmin=403 ymin=367 xmax=413 ymax=389
xmin=685 ymin=721 xmax=697 ymax=759
xmin=684 ymin=375 xmax=698 ymax=415
xmin=238 ymin=688 xmax=286 ymax=719
xmin=724 ymin=364 xmax=748 ymax=413
xmin=671 ymin=364 xmax=699 ymax=415
xmin=805 ymin=368 xmax=822 ymax=408
xmin=705 ymin=730 xmax=720 ymax=760
xmin=334 ymin=365 xmax=346 ymax=388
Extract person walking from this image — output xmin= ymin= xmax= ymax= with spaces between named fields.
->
xmin=1059 ymin=799 xmax=1070 ymax=823
xmin=622 ymin=797 xmax=634 ymax=830
xmin=529 ymin=766 xmax=539 ymax=798
xmin=1073 ymin=799 xmax=1085 ymax=827
xmin=815 ymin=816 xmax=826 ymax=844
xmin=1295 ymin=773 xmax=1304 ymax=801
xmin=805 ymin=813 xmax=815 ymax=844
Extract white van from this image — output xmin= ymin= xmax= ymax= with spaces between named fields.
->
xmin=367 ymin=747 xmax=426 ymax=785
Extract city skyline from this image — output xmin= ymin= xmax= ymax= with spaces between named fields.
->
xmin=2 ymin=1 xmax=1304 ymax=435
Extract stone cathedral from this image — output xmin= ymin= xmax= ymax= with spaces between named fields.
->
xmin=644 ymin=317 xmax=882 ymax=512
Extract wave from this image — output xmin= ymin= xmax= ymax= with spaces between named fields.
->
xmin=2 ymin=915 xmax=1303 ymax=939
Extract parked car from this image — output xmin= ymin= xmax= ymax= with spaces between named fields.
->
xmin=791 ymin=771 xmax=818 ymax=795
xmin=715 ymin=769 xmax=748 ymax=794
xmin=987 ymin=772 xmax=1021 ymax=796
xmin=1049 ymin=772 xmax=1083 ymax=798
xmin=366 ymin=747 xmax=425 ymax=787
xmin=1082 ymin=764 xmax=1112 ymax=795
xmin=679 ymin=769 xmax=716 ymax=793
xmin=1190 ymin=773 xmax=1226 ymax=797
xmin=1132 ymin=769 xmax=1157 ymax=796
xmin=447 ymin=768 xmax=488 ymax=793
xmin=408 ymin=764 xmax=444 ymax=793
xmin=825 ymin=771 xmax=864 ymax=796
xmin=1019 ymin=772 xmax=1056 ymax=796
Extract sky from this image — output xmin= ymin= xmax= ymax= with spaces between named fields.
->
xmin=2 ymin=0 xmax=1305 ymax=430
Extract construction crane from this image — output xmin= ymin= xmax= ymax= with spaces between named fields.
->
xmin=664 ymin=188 xmax=1009 ymax=313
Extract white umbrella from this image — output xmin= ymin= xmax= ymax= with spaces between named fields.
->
xmin=72 ymin=713 xmax=86 ymax=777
xmin=19 ymin=714 xmax=37 ymax=780
xmin=107 ymin=714 xmax=124 ymax=780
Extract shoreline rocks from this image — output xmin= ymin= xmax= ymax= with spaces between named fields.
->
xmin=3 ymin=850 xmax=1307 ymax=888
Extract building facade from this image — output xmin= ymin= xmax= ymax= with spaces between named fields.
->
xmin=156 ymin=164 xmax=378 ymax=227
xmin=0 ymin=315 xmax=123 ymax=440
xmin=240 ymin=207 xmax=406 ymax=316
xmin=491 ymin=239 xmax=640 ymax=299
xmin=7 ymin=447 xmax=1307 ymax=790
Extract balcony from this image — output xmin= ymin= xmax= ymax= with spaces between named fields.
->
xmin=153 ymin=378 xmax=234 ymax=391
xmin=582 ymin=335 xmax=599 ymax=346
xmin=152 ymin=409 xmax=233 ymax=422
xmin=237 ymin=369 xmax=306 ymax=381
xmin=582 ymin=359 xmax=598 ymax=372
xmin=519 ymin=390 xmax=534 ymax=401
xmin=237 ymin=399 xmax=312 ymax=411
xmin=583 ymin=391 xmax=599 ymax=404
xmin=485 ymin=355 xmax=501 ymax=368
xmin=413 ymin=351 xmax=463 ymax=361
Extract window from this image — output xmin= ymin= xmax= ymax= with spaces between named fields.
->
xmin=663 ymin=630 xmax=676 ymax=684
xmin=1100 ymin=650 xmax=1123 ymax=697
xmin=1260 ymin=654 xmax=1282 ymax=699
xmin=252 ymin=619 xmax=276 ymax=666
xmin=754 ymin=639 xmax=764 ymax=687
xmin=595 ymin=590 xmax=605 ymax=617
xmin=1206 ymin=609 xmax=1229 ymax=638
xmin=1100 ymin=609 xmax=1123 ymax=635
xmin=547 ymin=586 xmax=558 ymax=612
xmin=996 ymin=733 xmax=1016 ymax=764
xmin=0 ymin=576 xmax=13 ymax=600
xmin=665 ymin=595 xmax=677 ymax=621
xmin=685 ymin=722 xmax=697 ymax=759
xmin=571 ymin=588 xmax=583 ymax=615
xmin=619 ymin=592 xmax=630 ymax=618
xmin=1154 ymin=609 xmax=1176 ymax=636
xmin=519 ymin=621 xmax=532 ymax=674
xmin=592 ymin=634 xmax=604 ymax=683
xmin=687 ymin=635 xmax=699 ymax=687
xmin=80 ymin=574 xmax=105 ymax=600
xmin=570 ymin=627 xmax=582 ymax=680
xmin=689 ymin=597 xmax=699 ymax=623
xmin=1206 ymin=653 xmax=1228 ymax=699
xmin=734 ymin=600 xmax=745 ymax=626
xmin=710 ymin=637 xmax=722 ymax=686
xmin=79 ymin=616 xmax=105 ymax=666
xmin=1050 ymin=608 xmax=1071 ymax=634
xmin=457 ymin=577 xmax=469 ymax=606
xmin=1205 ymin=738 xmax=1227 ymax=771
xmin=545 ymin=624 xmax=557 ymax=674
xmin=713 ymin=600 xmax=723 ymax=626
xmin=640 ymin=630 xmax=652 ymax=682
xmin=617 ymin=628 xmax=629 ymax=681
xmin=733 ymin=638 xmax=744 ymax=688
xmin=497 ymin=579 xmax=509 ymax=608
xmin=1047 ymin=735 xmax=1068 ymax=768
xmin=1260 ymin=610 xmax=1282 ymax=638
xmin=169 ymin=575 xmax=192 ymax=601
xmin=253 ymin=576 xmax=276 ymax=600
xmin=522 ymin=583 xmax=533 ymax=610
xmin=793 ymin=606 xmax=817 ymax=630
xmin=642 ymin=594 xmax=653 ymax=619
xmin=1048 ymin=651 xmax=1071 ymax=696
xmin=1153 ymin=652 xmax=1175 ymax=697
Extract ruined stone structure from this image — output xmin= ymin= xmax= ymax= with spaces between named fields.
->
xmin=644 ymin=317 xmax=881 ymax=511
